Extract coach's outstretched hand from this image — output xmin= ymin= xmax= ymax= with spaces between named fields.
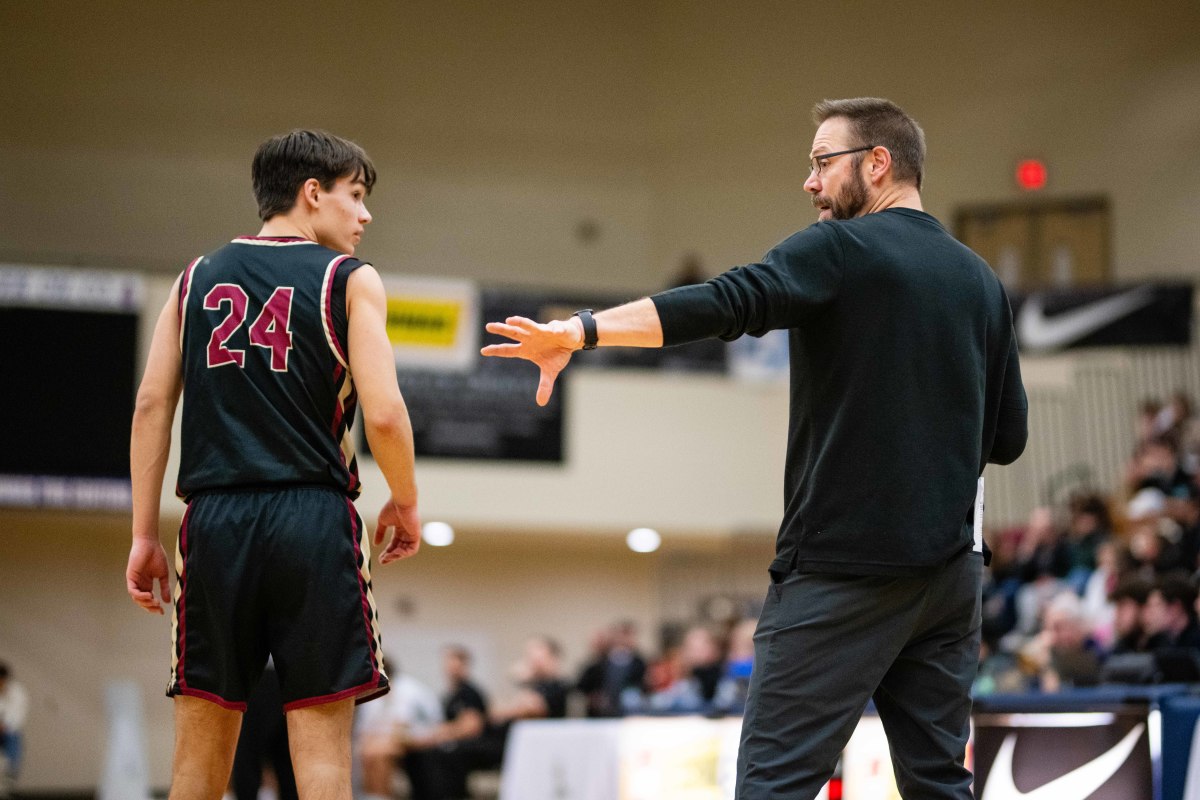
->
xmin=126 ymin=538 xmax=172 ymax=615
xmin=481 ymin=316 xmax=582 ymax=406
xmin=376 ymin=498 xmax=421 ymax=564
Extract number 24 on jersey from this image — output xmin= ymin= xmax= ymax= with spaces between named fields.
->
xmin=204 ymin=284 xmax=294 ymax=372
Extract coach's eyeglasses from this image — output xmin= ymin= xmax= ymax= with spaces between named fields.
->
xmin=809 ymin=145 xmax=876 ymax=177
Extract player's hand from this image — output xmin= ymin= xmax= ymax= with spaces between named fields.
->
xmin=375 ymin=498 xmax=421 ymax=564
xmin=126 ymin=537 xmax=172 ymax=615
xmin=481 ymin=316 xmax=583 ymax=406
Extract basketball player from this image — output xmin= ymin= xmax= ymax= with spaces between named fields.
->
xmin=483 ymin=98 xmax=1028 ymax=799
xmin=126 ymin=130 xmax=421 ymax=800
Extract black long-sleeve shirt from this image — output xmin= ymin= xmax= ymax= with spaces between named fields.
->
xmin=651 ymin=208 xmax=1028 ymax=576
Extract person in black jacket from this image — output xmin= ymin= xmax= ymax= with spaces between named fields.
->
xmin=483 ymin=97 xmax=1027 ymax=800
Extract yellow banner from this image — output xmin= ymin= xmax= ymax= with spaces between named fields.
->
xmin=385 ymin=298 xmax=461 ymax=348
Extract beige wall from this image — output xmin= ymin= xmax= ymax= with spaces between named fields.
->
xmin=2 ymin=1 xmax=1198 ymax=289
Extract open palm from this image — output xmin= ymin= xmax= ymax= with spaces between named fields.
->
xmin=481 ymin=316 xmax=580 ymax=406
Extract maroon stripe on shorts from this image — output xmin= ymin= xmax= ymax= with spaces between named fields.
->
xmin=346 ymin=497 xmax=381 ymax=683
xmin=175 ymin=503 xmax=192 ymax=690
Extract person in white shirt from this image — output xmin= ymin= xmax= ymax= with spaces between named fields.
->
xmin=356 ymin=660 xmax=443 ymax=800
xmin=0 ymin=662 xmax=29 ymax=789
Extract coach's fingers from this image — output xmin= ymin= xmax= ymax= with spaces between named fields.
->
xmin=505 ymin=316 xmax=543 ymax=332
xmin=158 ymin=575 xmax=172 ymax=605
xmin=536 ymin=367 xmax=559 ymax=406
xmin=480 ymin=343 xmax=523 ymax=358
xmin=485 ymin=322 xmax=531 ymax=341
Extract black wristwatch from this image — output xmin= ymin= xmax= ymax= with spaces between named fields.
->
xmin=573 ymin=309 xmax=599 ymax=350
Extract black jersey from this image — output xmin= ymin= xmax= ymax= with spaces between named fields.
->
xmin=176 ymin=236 xmax=367 ymax=499
xmin=651 ymin=209 xmax=1028 ymax=576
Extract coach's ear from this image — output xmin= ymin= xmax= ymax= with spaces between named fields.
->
xmin=866 ymin=145 xmax=893 ymax=187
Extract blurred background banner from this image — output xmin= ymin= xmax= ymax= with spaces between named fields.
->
xmin=383 ymin=274 xmax=480 ymax=372
xmin=1011 ymin=283 xmax=1194 ymax=354
xmin=0 ymin=265 xmax=139 ymax=511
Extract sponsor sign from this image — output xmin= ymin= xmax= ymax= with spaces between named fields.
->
xmin=0 ymin=264 xmax=143 ymax=312
xmin=1011 ymin=283 xmax=1193 ymax=353
xmin=382 ymin=275 xmax=479 ymax=372
xmin=973 ymin=710 xmax=1153 ymax=800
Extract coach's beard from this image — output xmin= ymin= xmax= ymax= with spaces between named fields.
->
xmin=812 ymin=167 xmax=869 ymax=220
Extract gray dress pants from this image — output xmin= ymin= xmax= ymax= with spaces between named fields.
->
xmin=736 ymin=548 xmax=983 ymax=800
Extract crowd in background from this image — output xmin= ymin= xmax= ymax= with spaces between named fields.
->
xmin=12 ymin=395 xmax=1200 ymax=799
xmin=342 ymin=617 xmax=760 ymax=800
xmin=977 ymin=391 xmax=1200 ymax=694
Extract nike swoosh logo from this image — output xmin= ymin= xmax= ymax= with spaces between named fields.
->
xmin=1017 ymin=287 xmax=1156 ymax=352
xmin=980 ymin=722 xmax=1145 ymax=800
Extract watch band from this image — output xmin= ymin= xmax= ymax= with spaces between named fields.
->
xmin=573 ymin=309 xmax=599 ymax=350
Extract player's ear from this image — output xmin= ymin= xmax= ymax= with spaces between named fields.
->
xmin=299 ymin=177 xmax=322 ymax=210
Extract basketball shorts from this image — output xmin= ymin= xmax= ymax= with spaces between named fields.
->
xmin=166 ymin=485 xmax=388 ymax=711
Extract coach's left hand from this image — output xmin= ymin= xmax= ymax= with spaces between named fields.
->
xmin=481 ymin=316 xmax=582 ymax=406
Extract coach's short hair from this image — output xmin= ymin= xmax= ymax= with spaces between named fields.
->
xmin=252 ymin=129 xmax=376 ymax=221
xmin=812 ymin=98 xmax=926 ymax=190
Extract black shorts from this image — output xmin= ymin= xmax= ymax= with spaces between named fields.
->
xmin=166 ymin=486 xmax=389 ymax=711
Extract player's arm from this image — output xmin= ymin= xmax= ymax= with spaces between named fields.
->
xmin=482 ymin=228 xmax=840 ymax=406
xmin=481 ymin=298 xmax=663 ymax=406
xmin=346 ymin=265 xmax=421 ymax=564
xmin=126 ymin=276 xmax=184 ymax=615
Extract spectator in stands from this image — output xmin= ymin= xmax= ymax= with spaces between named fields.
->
xmin=645 ymin=628 xmax=684 ymax=695
xmin=1165 ymin=485 xmax=1200 ymax=573
xmin=575 ymin=626 xmax=612 ymax=717
xmin=405 ymin=645 xmax=490 ymax=800
xmin=1010 ymin=508 xmax=1071 ymax=641
xmin=577 ymin=620 xmax=647 ymax=718
xmin=1081 ymin=539 xmax=1121 ymax=647
xmin=1143 ymin=573 xmax=1200 ymax=651
xmin=492 ymin=636 xmax=569 ymax=727
xmin=1025 ymin=592 xmax=1103 ymax=692
xmin=356 ymin=658 xmax=443 ymax=800
xmin=981 ymin=526 xmax=1023 ymax=644
xmin=1065 ymin=492 xmax=1113 ymax=573
xmin=1127 ymin=435 xmax=1192 ymax=498
xmin=1136 ymin=398 xmax=1163 ymax=445
xmin=1015 ymin=506 xmax=1072 ymax=584
xmin=713 ymin=618 xmax=757 ymax=715
xmin=0 ymin=662 xmax=28 ymax=791
xmin=1127 ymin=488 xmax=1188 ymax=575
xmin=426 ymin=636 xmax=568 ymax=800
xmin=1155 ymin=391 xmax=1196 ymax=452
xmin=649 ymin=625 xmax=723 ymax=713
xmin=1108 ymin=575 xmax=1154 ymax=655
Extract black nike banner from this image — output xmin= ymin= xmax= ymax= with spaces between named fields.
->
xmin=1010 ymin=283 xmax=1193 ymax=354
xmin=972 ymin=707 xmax=1153 ymax=800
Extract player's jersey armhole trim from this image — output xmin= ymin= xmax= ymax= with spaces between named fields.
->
xmin=177 ymin=256 xmax=203 ymax=352
xmin=321 ymin=255 xmax=355 ymax=370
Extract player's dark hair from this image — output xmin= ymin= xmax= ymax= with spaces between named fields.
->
xmin=252 ymin=129 xmax=376 ymax=221
xmin=0 ymin=661 xmax=8 ymax=680
xmin=812 ymin=98 xmax=926 ymax=190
